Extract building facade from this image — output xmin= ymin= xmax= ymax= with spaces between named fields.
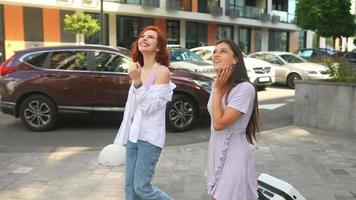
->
xmin=0 ymin=0 xmax=307 ymax=61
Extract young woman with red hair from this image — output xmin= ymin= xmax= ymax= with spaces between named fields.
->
xmin=114 ymin=25 xmax=175 ymax=200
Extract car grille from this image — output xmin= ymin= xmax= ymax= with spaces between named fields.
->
xmin=253 ymin=67 xmax=271 ymax=74
xmin=319 ymin=70 xmax=328 ymax=74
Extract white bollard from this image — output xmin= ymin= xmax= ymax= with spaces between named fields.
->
xmin=98 ymin=144 xmax=126 ymax=166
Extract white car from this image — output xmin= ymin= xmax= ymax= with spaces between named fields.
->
xmin=249 ymin=51 xmax=330 ymax=88
xmin=190 ymin=46 xmax=275 ymax=90
xmin=169 ymin=48 xmax=216 ymax=78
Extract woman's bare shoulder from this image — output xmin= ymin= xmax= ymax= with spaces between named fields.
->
xmin=156 ymin=65 xmax=170 ymax=84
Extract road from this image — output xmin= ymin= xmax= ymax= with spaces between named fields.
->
xmin=0 ymin=85 xmax=294 ymax=152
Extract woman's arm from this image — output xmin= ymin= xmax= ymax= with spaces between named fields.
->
xmin=212 ymin=89 xmax=242 ymax=131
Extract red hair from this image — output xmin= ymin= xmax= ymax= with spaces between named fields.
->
xmin=131 ymin=25 xmax=169 ymax=67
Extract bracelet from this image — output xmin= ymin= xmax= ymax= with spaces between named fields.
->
xmin=134 ymin=81 xmax=143 ymax=89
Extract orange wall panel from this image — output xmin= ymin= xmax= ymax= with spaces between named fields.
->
xmin=289 ymin=31 xmax=298 ymax=52
xmin=208 ymin=23 xmax=217 ymax=45
xmin=4 ymin=5 xmax=24 ymax=41
xmin=43 ymin=8 xmax=60 ymax=42
xmin=192 ymin=0 xmax=198 ymax=12
xmin=154 ymin=18 xmax=166 ymax=34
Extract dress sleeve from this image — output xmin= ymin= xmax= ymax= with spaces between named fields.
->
xmin=226 ymin=82 xmax=255 ymax=114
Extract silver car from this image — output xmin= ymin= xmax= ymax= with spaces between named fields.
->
xmin=249 ymin=51 xmax=330 ymax=88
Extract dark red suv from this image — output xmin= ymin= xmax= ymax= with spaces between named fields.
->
xmin=0 ymin=45 xmax=212 ymax=132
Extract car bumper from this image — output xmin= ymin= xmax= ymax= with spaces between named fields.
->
xmin=0 ymin=101 xmax=16 ymax=115
xmin=252 ymin=76 xmax=273 ymax=86
xmin=306 ymin=74 xmax=330 ymax=80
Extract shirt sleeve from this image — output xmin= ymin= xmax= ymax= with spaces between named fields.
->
xmin=226 ymin=82 xmax=255 ymax=114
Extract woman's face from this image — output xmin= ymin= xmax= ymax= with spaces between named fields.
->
xmin=212 ymin=42 xmax=238 ymax=71
xmin=138 ymin=30 xmax=159 ymax=53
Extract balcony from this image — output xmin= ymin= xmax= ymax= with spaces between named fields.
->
xmin=166 ymin=0 xmax=180 ymax=10
xmin=271 ymin=10 xmax=295 ymax=23
xmin=227 ymin=6 xmax=264 ymax=20
xmin=141 ymin=0 xmax=159 ymax=7
xmin=271 ymin=15 xmax=280 ymax=23
xmin=209 ymin=6 xmax=223 ymax=17
xmin=228 ymin=9 xmax=240 ymax=19
xmin=261 ymin=13 xmax=270 ymax=22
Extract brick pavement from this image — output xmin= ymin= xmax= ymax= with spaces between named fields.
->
xmin=0 ymin=126 xmax=355 ymax=200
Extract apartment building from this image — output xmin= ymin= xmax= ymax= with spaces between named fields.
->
xmin=0 ymin=0 xmax=307 ymax=61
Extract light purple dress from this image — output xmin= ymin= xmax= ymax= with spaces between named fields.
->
xmin=207 ymin=82 xmax=258 ymax=200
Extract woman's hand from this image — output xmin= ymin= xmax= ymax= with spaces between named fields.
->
xmin=214 ymin=66 xmax=233 ymax=94
xmin=128 ymin=62 xmax=142 ymax=84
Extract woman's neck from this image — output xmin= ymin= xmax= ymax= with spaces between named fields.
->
xmin=142 ymin=52 xmax=158 ymax=69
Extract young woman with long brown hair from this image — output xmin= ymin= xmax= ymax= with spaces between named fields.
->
xmin=207 ymin=40 xmax=260 ymax=200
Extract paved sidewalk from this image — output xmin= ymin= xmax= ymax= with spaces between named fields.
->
xmin=0 ymin=126 xmax=356 ymax=200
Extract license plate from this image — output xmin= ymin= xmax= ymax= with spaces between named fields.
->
xmin=259 ymin=77 xmax=270 ymax=82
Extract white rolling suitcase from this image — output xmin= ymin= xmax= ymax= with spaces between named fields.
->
xmin=257 ymin=173 xmax=306 ymax=200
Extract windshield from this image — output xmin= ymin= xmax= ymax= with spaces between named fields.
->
xmin=170 ymin=49 xmax=204 ymax=62
xmin=280 ymin=54 xmax=305 ymax=63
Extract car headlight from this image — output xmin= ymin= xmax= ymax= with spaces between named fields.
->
xmin=306 ymin=70 xmax=317 ymax=74
xmin=193 ymin=80 xmax=212 ymax=93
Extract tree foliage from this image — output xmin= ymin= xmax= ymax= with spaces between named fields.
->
xmin=295 ymin=0 xmax=355 ymax=40
xmin=64 ymin=13 xmax=100 ymax=36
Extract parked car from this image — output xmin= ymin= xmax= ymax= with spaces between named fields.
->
xmin=295 ymin=48 xmax=336 ymax=60
xmin=168 ymin=48 xmax=216 ymax=78
xmin=190 ymin=46 xmax=275 ymax=90
xmin=344 ymin=52 xmax=356 ymax=64
xmin=0 ymin=45 xmax=213 ymax=132
xmin=249 ymin=51 xmax=330 ymax=88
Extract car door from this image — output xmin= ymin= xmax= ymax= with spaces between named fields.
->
xmin=263 ymin=54 xmax=288 ymax=83
xmin=46 ymin=50 xmax=93 ymax=112
xmin=91 ymin=50 xmax=132 ymax=116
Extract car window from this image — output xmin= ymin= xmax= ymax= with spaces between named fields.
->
xmin=94 ymin=51 xmax=131 ymax=73
xmin=264 ymin=54 xmax=284 ymax=65
xmin=280 ymin=54 xmax=304 ymax=63
xmin=170 ymin=49 xmax=204 ymax=62
xmin=297 ymin=50 xmax=313 ymax=58
xmin=23 ymin=52 xmax=49 ymax=68
xmin=193 ymin=50 xmax=213 ymax=61
xmin=49 ymin=51 xmax=88 ymax=71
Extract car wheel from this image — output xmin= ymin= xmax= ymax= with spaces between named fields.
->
xmin=19 ymin=95 xmax=58 ymax=131
xmin=166 ymin=94 xmax=197 ymax=132
xmin=286 ymin=73 xmax=302 ymax=89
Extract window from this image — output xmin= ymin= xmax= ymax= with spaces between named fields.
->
xmin=117 ymin=0 xmax=141 ymax=4
xmin=272 ymin=0 xmax=288 ymax=11
xmin=85 ymin=12 xmax=109 ymax=45
xmin=217 ymin=25 xmax=233 ymax=41
xmin=166 ymin=20 xmax=180 ymax=45
xmin=24 ymin=7 xmax=43 ymax=42
xmin=117 ymin=16 xmax=154 ymax=49
xmin=268 ymin=30 xmax=289 ymax=51
xmin=198 ymin=0 xmax=220 ymax=13
xmin=264 ymin=54 xmax=284 ymax=65
xmin=23 ymin=53 xmax=49 ymax=68
xmin=238 ymin=27 xmax=251 ymax=53
xmin=49 ymin=51 xmax=88 ymax=71
xmin=170 ymin=49 xmax=204 ymax=62
xmin=94 ymin=51 xmax=131 ymax=73
xmin=186 ymin=22 xmax=208 ymax=49
xmin=298 ymin=31 xmax=306 ymax=50
xmin=60 ymin=10 xmax=76 ymax=43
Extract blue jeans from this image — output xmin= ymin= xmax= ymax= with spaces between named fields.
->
xmin=125 ymin=140 xmax=173 ymax=200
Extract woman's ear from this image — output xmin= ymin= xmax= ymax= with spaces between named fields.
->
xmin=233 ymin=57 xmax=238 ymax=65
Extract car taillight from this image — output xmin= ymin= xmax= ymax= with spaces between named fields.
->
xmin=0 ymin=63 xmax=16 ymax=76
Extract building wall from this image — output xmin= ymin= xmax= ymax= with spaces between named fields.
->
xmin=0 ymin=0 xmax=302 ymax=59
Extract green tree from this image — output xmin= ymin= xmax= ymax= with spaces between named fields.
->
xmin=295 ymin=0 xmax=356 ymax=49
xmin=64 ymin=13 xmax=100 ymax=44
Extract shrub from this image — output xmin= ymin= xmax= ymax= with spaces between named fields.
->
xmin=325 ymin=57 xmax=356 ymax=83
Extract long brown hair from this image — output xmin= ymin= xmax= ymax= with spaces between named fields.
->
xmin=217 ymin=40 xmax=260 ymax=144
xmin=131 ymin=25 xmax=169 ymax=67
